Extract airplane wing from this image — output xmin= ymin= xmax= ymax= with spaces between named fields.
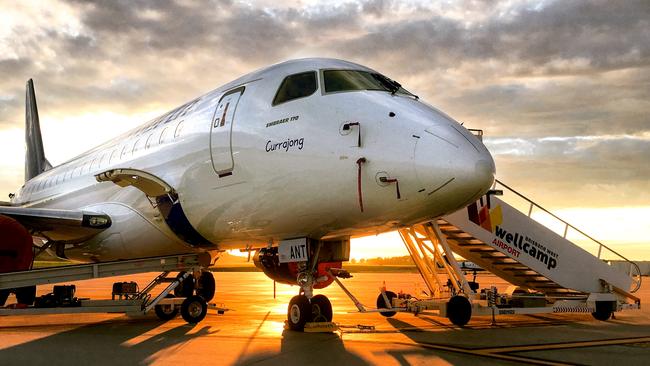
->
xmin=0 ymin=206 xmax=111 ymax=243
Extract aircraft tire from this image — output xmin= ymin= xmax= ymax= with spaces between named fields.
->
xmin=180 ymin=295 xmax=208 ymax=324
xmin=155 ymin=294 xmax=179 ymax=321
xmin=174 ymin=272 xmax=195 ymax=298
xmin=376 ymin=291 xmax=397 ymax=317
xmin=196 ymin=271 xmax=215 ymax=302
xmin=14 ymin=285 xmax=36 ymax=306
xmin=447 ymin=295 xmax=472 ymax=326
xmin=591 ymin=301 xmax=614 ymax=321
xmin=310 ymin=294 xmax=333 ymax=322
xmin=287 ymin=294 xmax=311 ymax=331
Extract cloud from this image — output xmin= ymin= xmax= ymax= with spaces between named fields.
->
xmin=486 ymin=134 xmax=650 ymax=207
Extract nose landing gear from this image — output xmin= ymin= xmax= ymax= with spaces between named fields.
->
xmin=286 ymin=262 xmax=336 ymax=331
xmin=287 ymin=293 xmax=334 ymax=331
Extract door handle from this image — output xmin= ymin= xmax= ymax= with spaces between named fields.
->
xmin=379 ymin=176 xmax=401 ymax=199
xmin=342 ymin=122 xmax=361 ymax=147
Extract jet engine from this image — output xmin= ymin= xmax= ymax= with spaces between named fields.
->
xmin=253 ymin=238 xmax=350 ymax=289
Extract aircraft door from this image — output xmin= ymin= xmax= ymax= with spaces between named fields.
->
xmin=210 ymin=87 xmax=244 ymax=176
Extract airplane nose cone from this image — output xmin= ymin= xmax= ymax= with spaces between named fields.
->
xmin=414 ymin=124 xmax=495 ymax=208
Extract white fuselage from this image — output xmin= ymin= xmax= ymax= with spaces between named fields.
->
xmin=12 ymin=59 xmax=495 ymax=262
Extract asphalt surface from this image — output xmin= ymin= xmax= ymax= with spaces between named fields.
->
xmin=0 ymin=272 xmax=648 ymax=365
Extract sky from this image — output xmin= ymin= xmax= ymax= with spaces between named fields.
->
xmin=0 ymin=0 xmax=648 ymax=260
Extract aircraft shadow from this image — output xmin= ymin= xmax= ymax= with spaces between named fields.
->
xmin=0 ymin=316 xmax=215 ymax=365
xmin=233 ymin=329 xmax=370 ymax=366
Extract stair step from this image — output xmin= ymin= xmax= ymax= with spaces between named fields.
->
xmin=491 ymin=261 xmax=520 ymax=265
xmin=450 ymin=237 xmax=482 ymax=242
xmin=455 ymin=243 xmax=486 ymax=247
xmin=455 ymin=240 xmax=485 ymax=245
xmin=445 ymin=233 xmax=475 ymax=239
xmin=469 ymin=248 xmax=498 ymax=253
xmin=515 ymin=274 xmax=546 ymax=277
xmin=529 ymin=285 xmax=562 ymax=289
xmin=438 ymin=224 xmax=457 ymax=229
xmin=544 ymin=291 xmax=585 ymax=296
xmin=440 ymin=227 xmax=463 ymax=233
xmin=501 ymin=267 xmax=531 ymax=271
xmin=480 ymin=254 xmax=509 ymax=259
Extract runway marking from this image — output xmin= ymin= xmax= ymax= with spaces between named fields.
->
xmin=341 ymin=334 xmax=650 ymax=365
xmin=416 ymin=314 xmax=575 ymax=330
xmin=477 ymin=336 xmax=650 ymax=353
xmin=378 ymin=340 xmax=574 ymax=365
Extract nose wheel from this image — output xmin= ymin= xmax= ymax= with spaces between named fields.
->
xmin=310 ymin=294 xmax=333 ymax=323
xmin=287 ymin=294 xmax=333 ymax=331
xmin=288 ymin=295 xmax=311 ymax=331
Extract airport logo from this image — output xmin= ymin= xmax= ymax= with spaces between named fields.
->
xmin=467 ymin=203 xmax=558 ymax=271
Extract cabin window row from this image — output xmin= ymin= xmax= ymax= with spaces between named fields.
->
xmin=24 ymin=120 xmax=186 ymax=195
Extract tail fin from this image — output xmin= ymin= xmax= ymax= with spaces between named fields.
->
xmin=25 ymin=79 xmax=51 ymax=181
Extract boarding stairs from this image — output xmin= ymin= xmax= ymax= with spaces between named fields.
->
xmin=437 ymin=219 xmax=584 ymax=297
xmin=402 ymin=180 xmax=641 ymax=303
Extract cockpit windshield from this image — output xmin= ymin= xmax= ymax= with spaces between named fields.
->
xmin=323 ymin=70 xmax=417 ymax=98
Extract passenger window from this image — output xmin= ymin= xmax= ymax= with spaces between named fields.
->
xmin=159 ymin=128 xmax=168 ymax=144
xmin=272 ymin=71 xmax=317 ymax=106
xmin=132 ymin=138 xmax=142 ymax=154
xmin=174 ymin=121 xmax=184 ymax=138
xmin=145 ymin=133 xmax=154 ymax=149
xmin=98 ymin=153 xmax=106 ymax=168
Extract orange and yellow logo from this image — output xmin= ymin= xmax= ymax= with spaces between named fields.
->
xmin=468 ymin=202 xmax=502 ymax=233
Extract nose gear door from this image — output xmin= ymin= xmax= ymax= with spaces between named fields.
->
xmin=210 ymin=87 xmax=244 ymax=177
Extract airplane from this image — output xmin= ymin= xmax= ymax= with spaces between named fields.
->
xmin=0 ymin=58 xmax=495 ymax=330
xmin=458 ymin=260 xmax=484 ymax=272
xmin=439 ymin=255 xmax=484 ymax=272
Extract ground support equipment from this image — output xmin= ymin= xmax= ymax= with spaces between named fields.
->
xmin=0 ymin=253 xmax=226 ymax=324
xmin=333 ymin=217 xmax=640 ymax=326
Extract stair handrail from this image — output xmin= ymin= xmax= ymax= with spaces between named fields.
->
xmin=493 ymin=179 xmax=642 ymax=293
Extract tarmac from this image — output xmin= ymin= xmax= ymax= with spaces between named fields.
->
xmin=0 ymin=271 xmax=648 ymax=365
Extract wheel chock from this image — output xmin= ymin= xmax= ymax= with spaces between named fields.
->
xmin=303 ymin=322 xmax=339 ymax=333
